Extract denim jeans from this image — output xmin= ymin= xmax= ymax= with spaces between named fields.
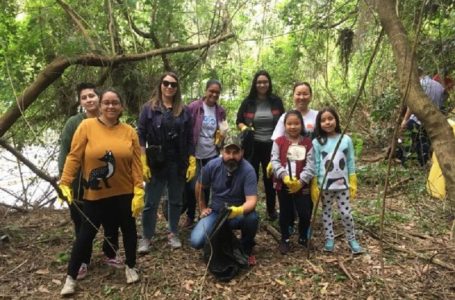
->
xmin=184 ymin=156 xmax=217 ymax=220
xmin=190 ymin=210 xmax=259 ymax=255
xmin=142 ymin=161 xmax=184 ymax=239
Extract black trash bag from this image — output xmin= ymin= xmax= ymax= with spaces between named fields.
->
xmin=202 ymin=206 xmax=248 ymax=282
xmin=239 ymin=128 xmax=254 ymax=162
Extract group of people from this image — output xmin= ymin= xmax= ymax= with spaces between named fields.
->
xmin=57 ymin=70 xmax=363 ymax=296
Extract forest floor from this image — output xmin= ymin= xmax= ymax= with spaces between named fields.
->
xmin=0 ymin=152 xmax=454 ymax=299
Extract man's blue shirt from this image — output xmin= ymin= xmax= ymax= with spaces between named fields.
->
xmin=200 ymin=157 xmax=257 ymax=211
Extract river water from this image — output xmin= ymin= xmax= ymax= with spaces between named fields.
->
xmin=0 ymin=140 xmax=59 ymax=208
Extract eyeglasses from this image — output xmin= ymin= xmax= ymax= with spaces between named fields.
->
xmin=101 ymin=101 xmax=121 ymax=106
xmin=162 ymin=80 xmax=178 ymax=88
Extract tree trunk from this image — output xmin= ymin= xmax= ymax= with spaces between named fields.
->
xmin=371 ymin=0 xmax=455 ymax=216
xmin=0 ymin=32 xmax=234 ymax=138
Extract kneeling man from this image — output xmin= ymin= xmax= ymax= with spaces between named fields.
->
xmin=190 ymin=133 xmax=258 ymax=264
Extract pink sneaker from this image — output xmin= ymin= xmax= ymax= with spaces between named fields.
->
xmin=105 ymin=256 xmax=124 ymax=269
xmin=77 ymin=263 xmax=88 ymax=280
xmin=247 ymin=255 xmax=256 ymax=266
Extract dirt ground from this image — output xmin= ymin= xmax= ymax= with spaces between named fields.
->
xmin=0 ymin=162 xmax=454 ymax=299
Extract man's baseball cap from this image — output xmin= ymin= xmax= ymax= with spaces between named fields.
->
xmin=222 ymin=133 xmax=242 ymax=150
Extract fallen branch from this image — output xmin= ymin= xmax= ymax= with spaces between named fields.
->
xmin=337 ymin=257 xmax=355 ymax=281
xmin=263 ymin=224 xmax=280 ymax=242
xmin=361 ymin=223 xmax=455 ymax=271
xmin=0 ymin=202 xmax=28 ymax=213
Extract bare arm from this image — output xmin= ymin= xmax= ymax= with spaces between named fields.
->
xmin=241 ymin=195 xmax=257 ymax=214
xmin=196 ymin=181 xmax=212 ymax=217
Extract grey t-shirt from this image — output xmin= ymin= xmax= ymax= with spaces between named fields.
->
xmin=195 ymin=102 xmax=218 ymax=159
xmin=253 ymin=100 xmax=274 ymax=142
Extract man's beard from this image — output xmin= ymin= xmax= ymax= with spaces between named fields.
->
xmin=224 ymin=159 xmax=239 ymax=173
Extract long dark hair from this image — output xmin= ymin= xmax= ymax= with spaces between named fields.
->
xmin=149 ymin=72 xmax=183 ymax=117
xmin=315 ymin=107 xmax=341 ymax=145
xmin=246 ymin=70 xmax=273 ymax=100
xmin=284 ymin=110 xmax=306 ymax=137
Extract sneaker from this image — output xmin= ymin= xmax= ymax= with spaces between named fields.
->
xmin=76 ymin=263 xmax=88 ymax=280
xmin=168 ymin=233 xmax=182 ymax=249
xmin=348 ymin=240 xmax=363 ymax=254
xmin=278 ymin=239 xmax=290 ymax=255
xmin=105 ymin=256 xmax=124 ymax=269
xmin=324 ymin=239 xmax=335 ymax=252
xmin=298 ymin=238 xmax=308 ymax=248
xmin=60 ymin=275 xmax=76 ymax=296
xmin=247 ymin=255 xmax=256 ymax=266
xmin=288 ymin=225 xmax=295 ymax=236
xmin=125 ymin=266 xmax=139 ymax=284
xmin=138 ymin=238 xmax=151 ymax=254
xmin=182 ymin=217 xmax=194 ymax=229
xmin=267 ymin=211 xmax=278 ymax=222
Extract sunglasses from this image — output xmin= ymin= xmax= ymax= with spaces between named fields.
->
xmin=162 ymin=80 xmax=178 ymax=88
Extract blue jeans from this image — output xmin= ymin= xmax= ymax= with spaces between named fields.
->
xmin=184 ymin=156 xmax=217 ymax=220
xmin=190 ymin=210 xmax=259 ymax=255
xmin=142 ymin=161 xmax=184 ymax=239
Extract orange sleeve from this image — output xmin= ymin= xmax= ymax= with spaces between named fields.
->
xmin=131 ymin=128 xmax=143 ymax=189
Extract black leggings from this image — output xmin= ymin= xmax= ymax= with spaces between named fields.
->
xmin=67 ymin=194 xmax=137 ymax=279
xmin=249 ymin=140 xmax=276 ymax=216
xmin=277 ymin=188 xmax=313 ymax=241
xmin=69 ymin=201 xmax=119 ymax=263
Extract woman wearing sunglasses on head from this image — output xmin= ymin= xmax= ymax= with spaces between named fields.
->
xmin=137 ymin=72 xmax=195 ymax=253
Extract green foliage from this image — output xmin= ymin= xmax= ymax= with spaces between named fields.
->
xmin=1 ymin=0 xmax=453 ymax=148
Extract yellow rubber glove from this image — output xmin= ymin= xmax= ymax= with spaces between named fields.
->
xmin=241 ymin=125 xmax=254 ymax=132
xmin=131 ymin=187 xmax=145 ymax=218
xmin=310 ymin=178 xmax=320 ymax=205
xmin=58 ymin=184 xmax=73 ymax=205
xmin=266 ymin=162 xmax=273 ymax=178
xmin=141 ymin=154 xmax=151 ymax=182
xmin=228 ymin=206 xmax=244 ymax=219
xmin=349 ymin=173 xmax=358 ymax=200
xmin=283 ymin=175 xmax=292 ymax=186
xmin=288 ymin=179 xmax=303 ymax=193
xmin=186 ymin=155 xmax=197 ymax=182
xmin=282 ymin=175 xmax=301 ymax=193
xmin=214 ymin=129 xmax=223 ymax=146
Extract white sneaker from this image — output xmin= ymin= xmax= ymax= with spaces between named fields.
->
xmin=60 ymin=275 xmax=76 ymax=296
xmin=168 ymin=233 xmax=182 ymax=249
xmin=125 ymin=266 xmax=139 ymax=284
xmin=138 ymin=238 xmax=150 ymax=254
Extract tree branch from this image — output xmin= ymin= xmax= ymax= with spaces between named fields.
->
xmin=0 ymin=32 xmax=235 ymax=137
xmin=56 ymin=0 xmax=97 ymax=52
xmin=115 ymin=0 xmax=172 ymax=71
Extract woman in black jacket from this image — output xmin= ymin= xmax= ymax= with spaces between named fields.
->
xmin=236 ymin=70 xmax=285 ymax=221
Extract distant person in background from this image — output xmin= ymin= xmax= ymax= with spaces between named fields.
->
xmin=137 ymin=72 xmax=195 ymax=253
xmin=59 ymin=88 xmax=144 ymax=295
xmin=400 ymin=67 xmax=446 ymax=166
xmin=184 ymin=79 xmax=227 ymax=228
xmin=236 ymin=70 xmax=285 ymax=221
xmin=57 ymin=83 xmax=120 ymax=281
xmin=433 ymin=67 xmax=454 ymax=110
